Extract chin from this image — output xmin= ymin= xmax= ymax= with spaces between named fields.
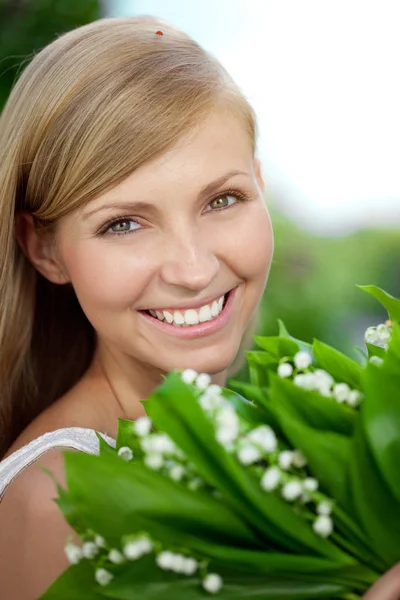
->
xmin=159 ymin=343 xmax=240 ymax=378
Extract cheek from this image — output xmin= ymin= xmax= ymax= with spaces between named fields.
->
xmin=225 ymin=203 xmax=274 ymax=284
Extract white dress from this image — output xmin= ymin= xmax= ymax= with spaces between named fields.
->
xmin=0 ymin=428 xmax=116 ymax=500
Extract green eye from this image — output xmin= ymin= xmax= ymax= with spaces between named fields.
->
xmin=106 ymin=218 xmax=141 ymax=235
xmin=209 ymin=195 xmax=237 ymax=210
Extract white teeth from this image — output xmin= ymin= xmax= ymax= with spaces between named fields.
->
xmin=147 ymin=293 xmax=227 ymax=326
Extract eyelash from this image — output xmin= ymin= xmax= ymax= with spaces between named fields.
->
xmin=97 ymin=189 xmax=251 ymax=237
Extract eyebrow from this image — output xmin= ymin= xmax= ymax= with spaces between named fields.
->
xmin=82 ymin=169 xmax=250 ymax=220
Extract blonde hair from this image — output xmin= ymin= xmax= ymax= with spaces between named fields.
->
xmin=0 ymin=15 xmax=258 ymax=456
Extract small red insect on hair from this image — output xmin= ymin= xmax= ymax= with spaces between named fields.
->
xmin=155 ymin=30 xmax=163 ymax=36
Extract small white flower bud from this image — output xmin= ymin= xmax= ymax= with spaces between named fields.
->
xmin=136 ymin=537 xmax=153 ymax=555
xmin=202 ymin=573 xmax=223 ymax=594
xmin=118 ymin=446 xmax=133 ymax=461
xmin=293 ymin=373 xmax=316 ymax=391
xmin=94 ymin=535 xmax=106 ymax=548
xmin=281 ymin=480 xmax=303 ymax=501
xmin=134 ymin=416 xmax=152 ymax=437
xmin=195 ymin=373 xmax=212 ymax=390
xmin=314 ymin=369 xmax=334 ymax=387
xmin=294 ymin=351 xmax=312 ymax=370
xmin=181 ymin=368 xmax=198 ymax=384
xmin=156 ymin=551 xmax=175 ymax=570
xmin=278 ymin=450 xmax=294 ymax=470
xmin=169 ymin=464 xmax=186 ymax=481
xmin=369 ymin=355 xmax=384 ymax=366
xmin=364 ymin=326 xmax=379 ymax=344
xmin=313 ymin=515 xmax=334 ymax=537
xmin=303 ymin=477 xmax=319 ymax=492
xmin=170 ymin=553 xmax=186 ymax=573
xmin=292 ymin=450 xmax=307 ymax=468
xmin=278 ymin=362 xmax=293 ymax=378
xmin=347 ymin=389 xmax=363 ymax=407
xmin=144 ymin=453 xmax=164 ymax=470
xmin=247 ymin=425 xmax=277 ymax=453
xmin=123 ymin=541 xmax=141 ymax=560
xmin=182 ymin=557 xmax=198 ymax=575
xmin=82 ymin=541 xmax=99 ymax=559
xmin=237 ymin=443 xmax=262 ymax=465
xmin=65 ymin=542 xmax=83 ymax=564
xmin=333 ymin=383 xmax=350 ymax=403
xmin=199 ymin=391 xmax=224 ymax=411
xmin=377 ymin=323 xmax=392 ymax=344
xmin=188 ymin=477 xmax=203 ymax=491
xmin=108 ymin=549 xmax=125 ymax=564
xmin=317 ymin=501 xmax=333 ymax=515
xmin=95 ymin=568 xmax=114 ymax=586
xmin=261 ymin=466 xmax=281 ymax=491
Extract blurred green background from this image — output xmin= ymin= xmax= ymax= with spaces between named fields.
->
xmin=1 ymin=0 xmax=398 ymax=385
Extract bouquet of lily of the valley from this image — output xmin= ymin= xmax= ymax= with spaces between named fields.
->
xmin=40 ymin=285 xmax=400 ymax=600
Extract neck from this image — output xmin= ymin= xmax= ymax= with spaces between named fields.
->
xmin=88 ymin=339 xmax=228 ymax=436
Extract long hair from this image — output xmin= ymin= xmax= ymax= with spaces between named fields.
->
xmin=0 ymin=15 xmax=258 ymax=457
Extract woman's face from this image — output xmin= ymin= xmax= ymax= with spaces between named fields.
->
xmin=54 ymin=109 xmax=274 ymax=376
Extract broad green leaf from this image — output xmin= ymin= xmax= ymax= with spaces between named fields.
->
xmin=277 ymin=320 xmax=313 ymax=353
xmin=64 ymin=453 xmax=259 ymax=550
xmin=225 ymin=381 xmax=284 ymax=436
xmin=312 ymin=339 xmax=362 ymax=390
xmin=116 ymin=418 xmax=144 ymax=459
xmin=383 ymin=321 xmax=400 ymax=374
xmin=349 ymin=421 xmax=400 ymax=567
xmin=357 ymin=285 xmax=400 ymax=321
xmin=268 ymin=374 xmax=356 ymax=437
xmin=246 ymin=351 xmax=277 ymax=387
xmin=253 ymin=336 xmax=299 ymax=360
xmin=362 ymin=362 xmax=400 ymax=503
xmin=365 ymin=343 xmax=386 ymax=360
xmin=39 ymin=560 xmax=103 ymax=600
xmin=144 ymin=374 xmax=354 ymax=563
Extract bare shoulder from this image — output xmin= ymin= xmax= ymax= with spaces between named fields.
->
xmin=0 ymin=448 xmax=75 ymax=600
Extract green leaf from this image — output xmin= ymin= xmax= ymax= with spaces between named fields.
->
xmin=64 ymin=453 xmax=260 ymax=550
xmin=96 ymin=433 xmax=117 ymax=458
xmin=226 ymin=381 xmax=284 ymax=436
xmin=349 ymin=421 xmax=400 ymax=567
xmin=253 ymin=336 xmax=299 ymax=360
xmin=312 ymin=340 xmax=362 ymax=390
xmin=365 ymin=343 xmax=386 ymax=360
xmin=39 ymin=560 xmax=103 ymax=600
xmin=246 ymin=351 xmax=277 ymax=387
xmin=268 ymin=374 xmax=356 ymax=437
xmin=277 ymin=320 xmax=313 ymax=353
xmin=144 ymin=373 xmax=353 ymax=563
xmin=116 ymin=418 xmax=144 ymax=460
xmin=357 ymin=285 xmax=400 ymax=321
xmin=362 ymin=361 xmax=400 ymax=503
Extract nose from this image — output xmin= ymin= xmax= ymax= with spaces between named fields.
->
xmin=160 ymin=227 xmax=220 ymax=291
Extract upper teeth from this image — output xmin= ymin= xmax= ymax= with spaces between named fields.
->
xmin=148 ymin=294 xmax=225 ymax=326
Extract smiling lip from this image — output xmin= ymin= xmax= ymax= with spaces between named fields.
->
xmin=138 ymin=287 xmax=237 ymax=340
xmin=143 ymin=291 xmax=227 ymax=313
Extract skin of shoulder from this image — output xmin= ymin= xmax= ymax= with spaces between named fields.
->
xmin=0 ymin=448 xmax=76 ymax=600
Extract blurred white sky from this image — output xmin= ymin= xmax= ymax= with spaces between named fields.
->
xmin=106 ymin=0 xmax=400 ymax=235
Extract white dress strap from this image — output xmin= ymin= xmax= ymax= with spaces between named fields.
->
xmin=0 ymin=427 xmax=116 ymax=499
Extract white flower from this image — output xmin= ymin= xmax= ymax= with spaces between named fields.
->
xmin=369 ymin=355 xmax=384 ymax=366
xmin=94 ymin=535 xmax=106 ymax=548
xmin=118 ymin=446 xmax=133 ymax=461
xmin=82 ymin=541 xmax=99 ymax=559
xmin=169 ymin=464 xmax=186 ymax=481
xmin=293 ymin=373 xmax=317 ymax=391
xmin=281 ymin=480 xmax=303 ymax=501
xmin=144 ymin=453 xmax=164 ymax=470
xmin=237 ymin=443 xmax=262 ymax=465
xmin=136 ymin=536 xmax=153 ymax=555
xmin=123 ymin=537 xmax=152 ymax=560
xmin=317 ymin=501 xmax=333 ymax=516
xmin=64 ymin=542 xmax=83 ymax=564
xmin=347 ymin=389 xmax=362 ymax=407
xmin=181 ymin=368 xmax=198 ymax=384
xmin=215 ymin=405 xmax=240 ymax=446
xmin=260 ymin=466 xmax=281 ymax=491
xmin=377 ymin=323 xmax=392 ymax=344
xmin=199 ymin=389 xmax=224 ymax=411
xmin=314 ymin=369 xmax=334 ymax=387
xmin=170 ymin=553 xmax=187 ymax=573
xmin=182 ymin=557 xmax=198 ymax=575
xmin=109 ymin=549 xmax=125 ymax=564
xmin=247 ymin=425 xmax=277 ymax=453
xmin=156 ymin=551 xmax=175 ymax=570
xmin=292 ymin=450 xmax=307 ymax=468
xmin=278 ymin=362 xmax=293 ymax=378
xmin=141 ymin=433 xmax=177 ymax=455
xmin=364 ymin=326 xmax=379 ymax=344
xmin=313 ymin=515 xmax=334 ymax=537
xmin=195 ymin=373 xmax=212 ymax=390
xmin=333 ymin=383 xmax=351 ymax=403
xmin=95 ymin=568 xmax=114 ymax=586
xmin=303 ymin=477 xmax=319 ymax=492
xmin=278 ymin=450 xmax=294 ymax=470
xmin=294 ymin=351 xmax=312 ymax=370
xmin=203 ymin=573 xmax=223 ymax=594
xmin=134 ymin=416 xmax=152 ymax=437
